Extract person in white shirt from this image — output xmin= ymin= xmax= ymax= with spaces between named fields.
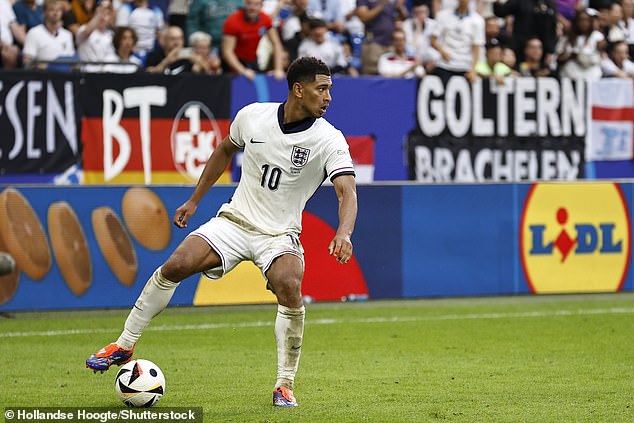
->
xmin=0 ymin=0 xmax=24 ymax=68
xmin=430 ymin=0 xmax=485 ymax=83
xmin=602 ymin=40 xmax=634 ymax=77
xmin=76 ymin=0 xmax=116 ymax=71
xmin=22 ymin=0 xmax=75 ymax=69
xmin=298 ymin=18 xmax=357 ymax=75
xmin=378 ymin=28 xmax=425 ymax=78
xmin=102 ymin=25 xmax=143 ymax=73
xmin=402 ymin=3 xmax=440 ymax=70
xmin=556 ymin=8 xmax=605 ymax=81
xmin=115 ymin=0 xmax=165 ymax=54
xmin=86 ymin=56 xmax=358 ymax=409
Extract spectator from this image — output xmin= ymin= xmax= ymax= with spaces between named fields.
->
xmin=484 ymin=15 xmax=507 ymax=46
xmin=167 ymin=0 xmax=189 ymax=34
xmin=22 ymin=0 xmax=75 ymax=69
xmin=145 ymin=25 xmax=195 ymax=73
xmin=281 ymin=0 xmax=309 ymax=42
xmin=493 ymin=0 xmax=557 ymax=65
xmin=595 ymin=3 xmax=611 ymax=32
xmin=517 ymin=36 xmax=553 ymax=77
xmin=430 ymin=0 xmax=484 ymax=84
xmin=284 ymin=11 xmax=310 ymax=61
xmin=378 ymin=27 xmax=424 ymax=78
xmin=13 ymin=0 xmax=44 ymax=32
xmin=103 ymin=25 xmax=143 ymax=72
xmin=623 ymin=0 xmax=634 ymax=57
xmin=76 ymin=0 xmax=115 ymax=71
xmin=189 ymin=30 xmax=222 ymax=73
xmin=556 ymin=0 xmax=582 ymax=31
xmin=502 ymin=45 xmax=516 ymax=68
xmin=298 ymin=18 xmax=356 ymax=75
xmin=2 ymin=0 xmax=27 ymax=45
xmin=63 ymin=0 xmax=96 ymax=37
xmin=588 ymin=0 xmax=612 ymax=13
xmin=402 ymin=2 xmax=440 ymax=72
xmin=261 ymin=0 xmax=293 ymax=28
xmin=1 ymin=0 xmax=25 ymax=69
xmin=556 ymin=8 xmax=605 ymax=81
xmin=187 ymin=0 xmax=242 ymax=54
xmin=306 ymin=0 xmax=345 ymax=33
xmin=356 ymin=0 xmax=408 ymax=75
xmin=221 ymin=0 xmax=285 ymax=80
xmin=475 ymin=37 xmax=512 ymax=84
xmin=435 ymin=0 xmax=481 ymax=14
xmin=602 ymin=40 xmax=634 ymax=77
xmin=116 ymin=0 xmax=165 ymax=55
xmin=339 ymin=0 xmax=363 ymax=70
xmin=603 ymin=1 xmax=626 ymax=46
xmin=341 ymin=0 xmax=363 ymax=37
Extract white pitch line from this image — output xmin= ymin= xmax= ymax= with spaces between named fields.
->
xmin=1 ymin=307 xmax=634 ymax=338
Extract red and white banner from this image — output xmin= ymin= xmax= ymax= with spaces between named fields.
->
xmin=587 ymin=78 xmax=634 ymax=161
xmin=346 ymin=135 xmax=375 ymax=183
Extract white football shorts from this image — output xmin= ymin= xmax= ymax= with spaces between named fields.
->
xmin=188 ymin=212 xmax=305 ymax=281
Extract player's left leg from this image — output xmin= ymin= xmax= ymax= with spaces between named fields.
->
xmin=266 ymin=254 xmax=304 ymax=407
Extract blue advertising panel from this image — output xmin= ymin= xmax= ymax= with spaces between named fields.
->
xmin=2 ymin=182 xmax=634 ymax=311
xmin=401 ymin=184 xmax=525 ymax=297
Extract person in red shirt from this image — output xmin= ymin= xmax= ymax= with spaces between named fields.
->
xmin=222 ymin=0 xmax=284 ymax=80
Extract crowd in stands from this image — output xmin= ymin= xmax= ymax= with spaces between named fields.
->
xmin=2 ymin=0 xmax=634 ymax=80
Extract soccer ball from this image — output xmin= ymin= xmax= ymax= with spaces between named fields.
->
xmin=115 ymin=359 xmax=165 ymax=407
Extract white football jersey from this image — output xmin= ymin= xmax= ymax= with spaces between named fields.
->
xmin=218 ymin=102 xmax=355 ymax=236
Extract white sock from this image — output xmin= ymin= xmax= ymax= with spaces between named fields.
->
xmin=274 ymin=304 xmax=305 ymax=390
xmin=116 ymin=267 xmax=179 ymax=350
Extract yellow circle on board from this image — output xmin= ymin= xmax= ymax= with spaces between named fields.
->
xmin=520 ymin=183 xmax=631 ymax=294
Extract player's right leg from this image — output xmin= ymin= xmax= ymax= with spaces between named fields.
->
xmin=86 ymin=235 xmax=221 ymax=372
xmin=265 ymin=254 xmax=305 ymax=407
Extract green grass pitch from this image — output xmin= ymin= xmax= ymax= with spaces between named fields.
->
xmin=2 ymin=293 xmax=634 ymax=422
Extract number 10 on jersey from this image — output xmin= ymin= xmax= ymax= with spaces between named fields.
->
xmin=261 ymin=164 xmax=282 ymax=191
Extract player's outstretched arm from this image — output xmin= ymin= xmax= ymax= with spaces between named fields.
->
xmin=173 ymin=136 xmax=240 ymax=228
xmin=328 ymin=174 xmax=357 ymax=264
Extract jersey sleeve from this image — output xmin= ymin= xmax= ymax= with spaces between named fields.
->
xmin=222 ymin=14 xmax=239 ymax=36
xmin=229 ymin=105 xmax=248 ymax=149
xmin=325 ymin=132 xmax=355 ymax=182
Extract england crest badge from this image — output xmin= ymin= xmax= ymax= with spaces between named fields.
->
xmin=291 ymin=146 xmax=311 ymax=167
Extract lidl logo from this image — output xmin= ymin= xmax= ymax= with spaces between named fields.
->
xmin=520 ymin=183 xmax=631 ymax=293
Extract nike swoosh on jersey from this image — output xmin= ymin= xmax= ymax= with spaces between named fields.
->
xmin=249 ymin=138 xmax=266 ymax=144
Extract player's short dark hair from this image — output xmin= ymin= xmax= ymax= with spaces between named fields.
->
xmin=286 ymin=57 xmax=331 ymax=90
